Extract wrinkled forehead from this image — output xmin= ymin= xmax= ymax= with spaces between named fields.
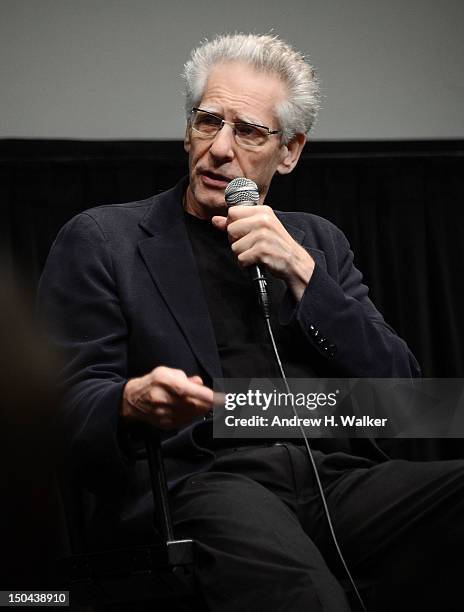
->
xmin=199 ymin=61 xmax=287 ymax=124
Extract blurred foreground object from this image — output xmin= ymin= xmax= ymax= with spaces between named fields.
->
xmin=0 ymin=269 xmax=66 ymax=590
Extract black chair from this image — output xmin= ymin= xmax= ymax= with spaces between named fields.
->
xmin=59 ymin=431 xmax=198 ymax=611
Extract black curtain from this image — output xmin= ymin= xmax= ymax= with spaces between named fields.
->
xmin=1 ymin=139 xmax=463 ymax=379
xmin=3 ymin=138 xmax=464 ymax=589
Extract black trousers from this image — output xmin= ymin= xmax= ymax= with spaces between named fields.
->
xmin=170 ymin=443 xmax=464 ymax=611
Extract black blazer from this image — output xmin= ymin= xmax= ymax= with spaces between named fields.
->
xmin=38 ymin=177 xmax=420 ymax=533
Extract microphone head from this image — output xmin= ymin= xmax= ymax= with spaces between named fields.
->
xmin=224 ymin=177 xmax=259 ymax=207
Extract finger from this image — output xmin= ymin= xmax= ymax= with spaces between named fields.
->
xmin=138 ymin=397 xmax=205 ymax=428
xmin=144 ymin=392 xmax=210 ymax=420
xmin=174 ymin=395 xmax=213 ymax=419
xmin=138 ymin=378 xmax=212 ymax=412
xmin=137 ymin=395 xmax=211 ymax=430
xmin=148 ymin=367 xmax=213 ymax=405
xmin=153 ymin=367 xmax=189 ymax=394
xmin=229 ymin=230 xmax=263 ymax=256
xmin=146 ymin=384 xmax=176 ymax=407
xmin=213 ymin=391 xmax=226 ymax=407
xmin=211 ymin=216 xmax=227 ymax=231
xmin=173 ymin=378 xmax=214 ymax=404
xmin=227 ymin=213 xmax=277 ymax=242
xmin=153 ymin=406 xmax=171 ymax=417
xmin=188 ymin=375 xmax=203 ymax=385
xmin=226 ymin=218 xmax=254 ymax=242
xmin=226 ymin=205 xmax=263 ymax=222
xmin=232 ymin=231 xmax=285 ymax=268
xmin=157 ymin=388 xmax=210 ymax=411
xmin=150 ymin=366 xmax=187 ymax=390
xmin=236 ymin=245 xmax=265 ymax=268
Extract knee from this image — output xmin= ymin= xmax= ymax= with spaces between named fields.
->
xmin=171 ymin=472 xmax=351 ymax=611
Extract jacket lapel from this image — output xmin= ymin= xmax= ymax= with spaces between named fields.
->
xmin=138 ymin=180 xmax=222 ymax=382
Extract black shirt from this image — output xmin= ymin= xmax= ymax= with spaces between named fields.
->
xmin=184 ymin=211 xmax=317 ymax=379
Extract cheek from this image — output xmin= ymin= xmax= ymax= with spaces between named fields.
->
xmin=191 ymin=138 xmax=210 ymax=161
xmin=254 ymin=156 xmax=278 ymax=181
xmin=187 ymin=146 xmax=204 ymax=179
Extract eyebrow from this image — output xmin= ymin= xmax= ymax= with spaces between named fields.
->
xmin=200 ymin=107 xmax=267 ymax=128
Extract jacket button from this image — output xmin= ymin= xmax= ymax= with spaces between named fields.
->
xmin=327 ymin=344 xmax=337 ymax=358
xmin=309 ymin=324 xmax=317 ymax=337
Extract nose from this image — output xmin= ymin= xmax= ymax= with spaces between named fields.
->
xmin=209 ymin=123 xmax=236 ymax=162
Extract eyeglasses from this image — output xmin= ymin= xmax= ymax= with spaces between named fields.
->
xmin=190 ymin=107 xmax=281 ymax=148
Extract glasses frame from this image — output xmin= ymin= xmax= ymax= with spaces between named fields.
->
xmin=190 ymin=107 xmax=281 ymax=147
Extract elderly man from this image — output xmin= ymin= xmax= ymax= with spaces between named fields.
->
xmin=39 ymin=34 xmax=464 ymax=611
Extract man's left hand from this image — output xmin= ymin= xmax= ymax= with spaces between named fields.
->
xmin=212 ymin=205 xmax=315 ymax=302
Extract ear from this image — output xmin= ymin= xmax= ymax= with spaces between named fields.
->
xmin=276 ymin=133 xmax=306 ymax=175
xmin=184 ymin=123 xmax=191 ymax=153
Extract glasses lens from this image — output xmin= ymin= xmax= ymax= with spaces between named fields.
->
xmin=192 ymin=110 xmax=221 ymax=136
xmin=235 ymin=123 xmax=268 ymax=147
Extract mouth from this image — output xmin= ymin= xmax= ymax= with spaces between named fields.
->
xmin=199 ymin=170 xmax=234 ymax=188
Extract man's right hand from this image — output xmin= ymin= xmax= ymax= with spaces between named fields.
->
xmin=120 ymin=366 xmax=214 ymax=430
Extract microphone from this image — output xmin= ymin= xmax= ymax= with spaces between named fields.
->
xmin=224 ymin=178 xmax=270 ymax=318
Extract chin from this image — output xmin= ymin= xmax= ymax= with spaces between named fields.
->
xmin=194 ymin=187 xmax=226 ymax=213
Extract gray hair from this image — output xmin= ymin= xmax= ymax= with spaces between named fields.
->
xmin=182 ymin=33 xmax=321 ymax=143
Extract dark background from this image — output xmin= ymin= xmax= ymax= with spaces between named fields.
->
xmin=1 ymin=138 xmax=463 ymax=377
xmin=1 ymin=138 xmax=464 ymax=594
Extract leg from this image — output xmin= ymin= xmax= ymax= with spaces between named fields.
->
xmin=170 ymin=446 xmax=351 ymax=612
xmin=284 ymin=445 xmax=464 ymax=610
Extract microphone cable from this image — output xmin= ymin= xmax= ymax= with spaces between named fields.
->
xmin=263 ymin=295 xmax=367 ymax=612
xmin=224 ymin=176 xmax=367 ymax=611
